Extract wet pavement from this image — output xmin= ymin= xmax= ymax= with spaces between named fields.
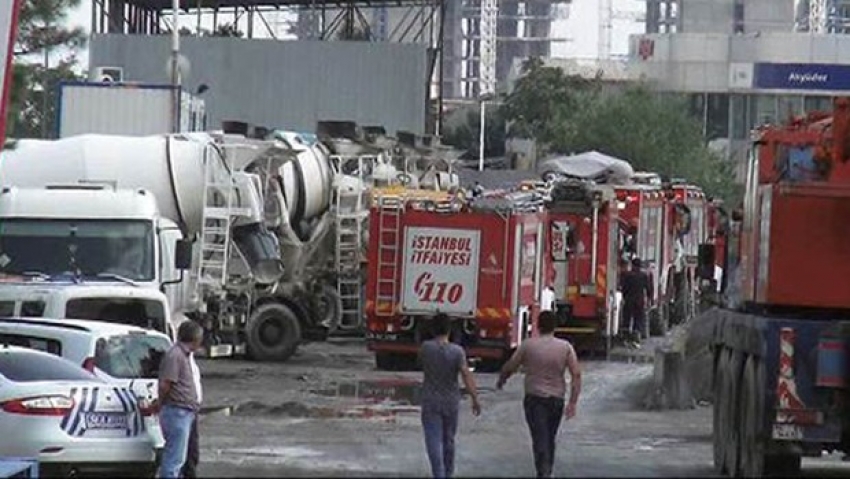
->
xmin=192 ymin=340 xmax=720 ymax=477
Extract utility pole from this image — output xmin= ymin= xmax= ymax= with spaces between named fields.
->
xmin=170 ymin=0 xmax=182 ymax=133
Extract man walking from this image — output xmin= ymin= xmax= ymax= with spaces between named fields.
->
xmin=156 ymin=320 xmax=204 ymax=478
xmin=418 ymin=313 xmax=482 ymax=478
xmin=496 ymin=311 xmax=582 ymax=478
xmin=620 ymin=257 xmax=653 ymax=342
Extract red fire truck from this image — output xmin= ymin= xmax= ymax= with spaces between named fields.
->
xmin=364 ymin=189 xmax=547 ymax=371
xmin=613 ymin=182 xmax=667 ymax=336
xmin=545 ymin=179 xmax=623 ymax=352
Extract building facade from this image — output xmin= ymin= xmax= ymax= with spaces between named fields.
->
xmin=628 ymin=31 xmax=850 ymax=178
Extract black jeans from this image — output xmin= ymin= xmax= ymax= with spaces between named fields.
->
xmin=181 ymin=416 xmax=199 ymax=478
xmin=622 ymin=302 xmax=646 ymax=338
xmin=523 ymin=395 xmax=565 ymax=478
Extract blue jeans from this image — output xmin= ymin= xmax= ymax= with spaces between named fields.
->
xmin=158 ymin=405 xmax=196 ymax=478
xmin=523 ymin=395 xmax=565 ymax=478
xmin=421 ymin=402 xmax=459 ymax=478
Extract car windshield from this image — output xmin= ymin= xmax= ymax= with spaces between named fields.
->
xmin=65 ymin=298 xmax=167 ymax=334
xmin=95 ymin=333 xmax=171 ymax=379
xmin=0 ymin=219 xmax=154 ymax=281
xmin=0 ymin=349 xmax=99 ymax=382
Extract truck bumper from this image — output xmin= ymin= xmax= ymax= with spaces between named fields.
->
xmin=367 ymin=339 xmax=507 ymax=359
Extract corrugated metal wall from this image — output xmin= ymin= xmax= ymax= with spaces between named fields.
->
xmin=89 ymin=34 xmax=429 ymax=135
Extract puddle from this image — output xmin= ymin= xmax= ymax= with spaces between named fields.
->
xmin=311 ymin=379 xmax=422 ymax=406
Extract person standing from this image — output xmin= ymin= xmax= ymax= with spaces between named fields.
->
xmin=619 ymin=257 xmax=653 ymax=342
xmin=496 ymin=311 xmax=582 ymax=478
xmin=418 ymin=313 xmax=482 ymax=478
xmin=180 ymin=348 xmax=203 ymax=478
xmin=156 ymin=320 xmax=204 ymax=479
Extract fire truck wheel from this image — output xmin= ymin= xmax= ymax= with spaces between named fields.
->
xmin=713 ymin=347 xmax=729 ymax=475
xmin=245 ymin=303 xmax=303 ymax=362
xmin=375 ymin=352 xmax=416 ymax=371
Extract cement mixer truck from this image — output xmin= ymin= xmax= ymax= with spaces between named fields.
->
xmin=0 ymin=130 xmax=340 ymax=361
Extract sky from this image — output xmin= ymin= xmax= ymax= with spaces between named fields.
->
xmin=66 ymin=0 xmax=646 ymax=69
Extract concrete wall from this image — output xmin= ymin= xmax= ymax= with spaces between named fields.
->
xmin=89 ymin=34 xmax=429 ymax=135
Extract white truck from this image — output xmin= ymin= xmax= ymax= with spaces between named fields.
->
xmin=0 ymin=131 xmax=340 ymax=361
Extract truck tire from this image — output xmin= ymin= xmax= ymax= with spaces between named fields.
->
xmin=725 ymin=350 xmax=745 ymax=476
xmin=316 ymin=285 xmax=342 ymax=331
xmin=741 ymin=354 xmax=764 ymax=477
xmin=714 ymin=348 xmax=730 ymax=475
xmin=375 ymin=352 xmax=417 ymax=371
xmin=246 ymin=303 xmax=302 ymax=362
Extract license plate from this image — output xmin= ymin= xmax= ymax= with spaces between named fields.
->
xmin=85 ymin=412 xmax=128 ymax=430
xmin=772 ymin=424 xmax=803 ymax=440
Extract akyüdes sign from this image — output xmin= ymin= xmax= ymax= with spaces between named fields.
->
xmin=401 ymin=227 xmax=480 ymax=316
xmin=754 ymin=63 xmax=850 ymax=91
xmin=0 ymin=0 xmax=22 ymax=146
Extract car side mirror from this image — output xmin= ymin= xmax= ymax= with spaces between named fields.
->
xmin=175 ymin=239 xmax=194 ymax=270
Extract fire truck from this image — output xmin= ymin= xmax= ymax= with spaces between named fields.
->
xmin=708 ymin=100 xmax=850 ymax=476
xmin=365 ymin=188 xmax=547 ymax=371
xmin=545 ymin=179 xmax=623 ymax=353
xmin=613 ymin=182 xmax=667 ymax=336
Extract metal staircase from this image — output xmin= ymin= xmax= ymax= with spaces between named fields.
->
xmin=375 ymin=194 xmax=403 ymax=317
xmin=197 ymin=145 xmax=236 ymax=290
xmin=332 ymin=155 xmax=373 ymax=332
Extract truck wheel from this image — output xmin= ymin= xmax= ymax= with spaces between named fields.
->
xmin=316 ymin=285 xmax=342 ymax=331
xmin=741 ymin=354 xmax=765 ymax=477
xmin=725 ymin=350 xmax=745 ymax=476
xmin=375 ymin=352 xmax=417 ymax=371
xmin=246 ymin=303 xmax=302 ymax=362
xmin=714 ymin=348 xmax=729 ymax=475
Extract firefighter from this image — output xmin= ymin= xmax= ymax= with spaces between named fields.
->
xmin=619 ymin=257 xmax=652 ymax=344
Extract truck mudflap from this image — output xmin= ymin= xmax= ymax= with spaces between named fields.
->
xmin=714 ymin=310 xmax=849 ymax=445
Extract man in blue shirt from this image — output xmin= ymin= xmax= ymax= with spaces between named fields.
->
xmin=418 ymin=313 xmax=482 ymax=478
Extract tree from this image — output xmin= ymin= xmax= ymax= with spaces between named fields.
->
xmin=8 ymin=0 xmax=86 ymax=139
xmin=501 ymin=59 xmax=742 ymax=204
xmin=441 ymin=106 xmax=507 ymax=160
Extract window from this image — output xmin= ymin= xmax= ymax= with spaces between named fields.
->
xmin=706 ymin=94 xmax=730 ymax=141
xmin=0 ymin=350 xmax=98 ymax=382
xmin=0 ymin=219 xmax=154 ymax=281
xmin=20 ymin=301 xmax=45 ymax=317
xmin=730 ymin=94 xmax=748 ymax=140
xmin=0 ymin=334 xmax=62 ymax=356
xmin=94 ymin=333 xmax=171 ymax=379
xmin=65 ymin=298 xmax=167 ymax=334
xmin=0 ymin=301 xmax=13 ymax=317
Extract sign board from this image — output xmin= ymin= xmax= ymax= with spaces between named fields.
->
xmin=0 ymin=0 xmax=22 ymax=147
xmin=754 ymin=63 xmax=850 ymax=91
xmin=401 ymin=227 xmax=481 ymax=316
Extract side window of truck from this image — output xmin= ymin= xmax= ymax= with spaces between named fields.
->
xmin=0 ymin=301 xmax=14 ymax=317
xmin=20 ymin=301 xmax=46 ymax=317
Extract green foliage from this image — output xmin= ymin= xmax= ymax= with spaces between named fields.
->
xmin=501 ymin=58 xmax=743 ymax=205
xmin=440 ymin=106 xmax=506 ymax=159
xmin=7 ymin=0 xmax=86 ymax=140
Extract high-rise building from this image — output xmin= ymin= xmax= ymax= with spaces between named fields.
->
xmin=296 ymin=1 xmax=570 ymax=100
xmin=645 ymin=0 xmax=794 ymax=34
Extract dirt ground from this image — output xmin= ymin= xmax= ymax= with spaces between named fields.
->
xmin=193 ymin=338 xmax=718 ymax=478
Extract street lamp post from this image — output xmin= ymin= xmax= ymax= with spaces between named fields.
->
xmin=478 ymin=100 xmax=486 ymax=172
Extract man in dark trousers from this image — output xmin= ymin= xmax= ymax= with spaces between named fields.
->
xmin=496 ymin=311 xmax=582 ymax=478
xmin=620 ymin=257 xmax=653 ymax=342
xmin=418 ymin=313 xmax=482 ymax=478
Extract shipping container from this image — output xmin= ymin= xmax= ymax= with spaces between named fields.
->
xmin=56 ymin=81 xmax=206 ymax=138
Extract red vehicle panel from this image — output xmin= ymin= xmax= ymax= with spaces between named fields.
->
xmin=365 ymin=192 xmax=547 ymax=367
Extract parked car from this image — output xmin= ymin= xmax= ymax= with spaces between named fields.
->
xmin=0 ymin=318 xmax=172 ymax=452
xmin=0 ymin=345 xmax=156 ymax=476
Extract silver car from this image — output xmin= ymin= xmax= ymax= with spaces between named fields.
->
xmin=0 ymin=345 xmax=156 ymax=477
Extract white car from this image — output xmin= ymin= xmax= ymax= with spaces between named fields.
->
xmin=0 ymin=317 xmax=172 ymax=451
xmin=0 ymin=345 xmax=156 ymax=476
